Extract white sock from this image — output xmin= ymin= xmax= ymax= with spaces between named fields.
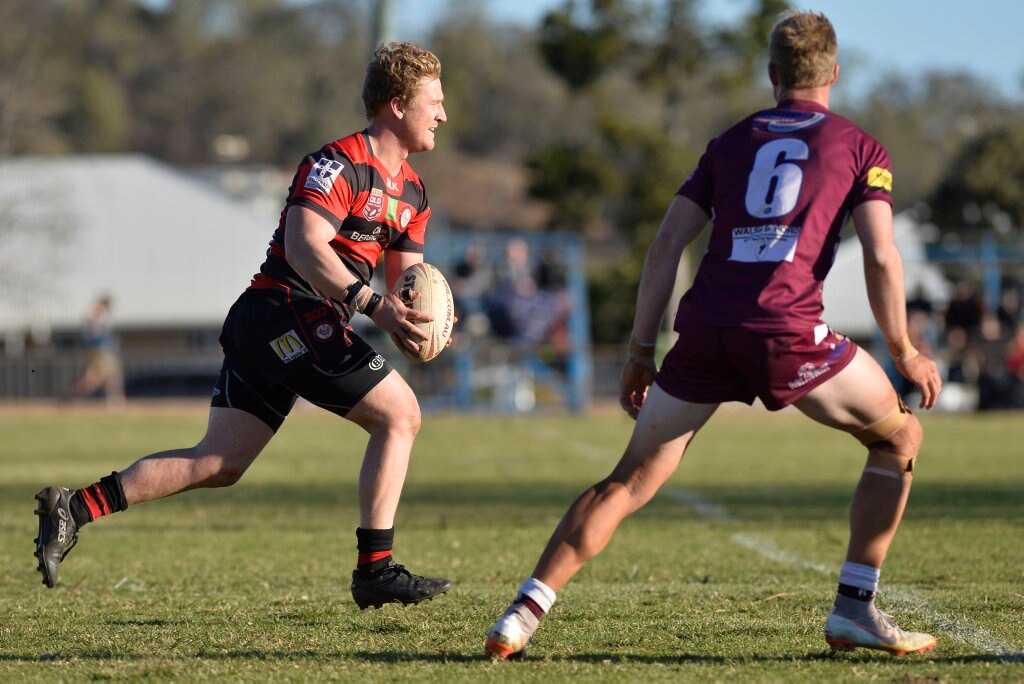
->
xmin=838 ymin=562 xmax=880 ymax=594
xmin=517 ymin=577 xmax=557 ymax=614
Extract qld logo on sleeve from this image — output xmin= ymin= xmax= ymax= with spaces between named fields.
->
xmin=270 ymin=330 xmax=308 ymax=364
xmin=729 ymin=224 xmax=801 ymax=263
xmin=305 ymin=158 xmax=344 ymax=194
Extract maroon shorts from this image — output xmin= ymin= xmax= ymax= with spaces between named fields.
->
xmin=655 ymin=324 xmax=858 ymax=411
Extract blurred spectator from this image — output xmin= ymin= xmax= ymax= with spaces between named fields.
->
xmin=1006 ymin=323 xmax=1024 ymax=380
xmin=68 ymin=295 xmax=125 ymax=407
xmin=906 ymin=284 xmax=934 ymax=317
xmin=996 ymin=282 xmax=1021 ymax=332
xmin=486 ymin=238 xmax=535 ymax=339
xmin=944 ymin=279 xmax=985 ymax=341
xmin=452 ymin=241 xmax=493 ymax=337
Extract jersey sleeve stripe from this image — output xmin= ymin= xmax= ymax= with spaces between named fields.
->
xmin=288 ymin=198 xmax=344 ymax=230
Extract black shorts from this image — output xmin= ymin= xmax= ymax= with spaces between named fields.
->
xmin=211 ymin=288 xmax=392 ymax=431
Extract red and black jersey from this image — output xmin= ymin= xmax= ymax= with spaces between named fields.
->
xmin=675 ymin=99 xmax=892 ymax=332
xmin=251 ymin=130 xmax=430 ymax=312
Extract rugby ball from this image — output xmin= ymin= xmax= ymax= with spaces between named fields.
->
xmin=392 ymin=262 xmax=454 ymax=363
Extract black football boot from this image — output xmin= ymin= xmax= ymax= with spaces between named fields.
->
xmin=34 ymin=486 xmax=80 ymax=588
xmin=350 ymin=560 xmax=452 ymax=610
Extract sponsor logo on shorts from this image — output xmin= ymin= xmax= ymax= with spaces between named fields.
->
xmin=304 ymin=158 xmax=344 ymax=194
xmin=827 ymin=336 xmax=851 ymax=363
xmin=788 ymin=361 xmax=830 ymax=389
xmin=211 ymin=387 xmax=221 ymax=396
xmin=369 ymin=354 xmax=385 ymax=371
xmin=315 ymin=322 xmax=335 ymax=341
xmin=270 ymin=330 xmax=308 ymax=364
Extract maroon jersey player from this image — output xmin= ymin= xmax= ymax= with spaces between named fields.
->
xmin=34 ymin=43 xmax=453 ymax=611
xmin=487 ymin=11 xmax=942 ymax=659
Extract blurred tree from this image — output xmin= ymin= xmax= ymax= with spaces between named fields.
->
xmin=0 ymin=0 xmax=71 ymax=154
xmin=930 ymin=122 xmax=1024 ymax=233
xmin=431 ymin=7 xmax=574 ymax=157
xmin=538 ymin=0 xmax=637 ymax=91
xmin=852 ymin=72 xmax=1017 ymax=213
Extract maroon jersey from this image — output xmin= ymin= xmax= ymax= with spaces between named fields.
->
xmin=252 ymin=131 xmax=430 ymax=313
xmin=675 ymin=99 xmax=893 ymax=332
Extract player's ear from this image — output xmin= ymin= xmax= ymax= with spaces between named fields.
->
xmin=830 ymin=63 xmax=839 ymax=86
xmin=389 ymin=96 xmax=405 ymax=120
xmin=768 ymin=63 xmax=779 ymax=86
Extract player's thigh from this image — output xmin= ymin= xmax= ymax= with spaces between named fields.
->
xmin=610 ymin=383 xmax=718 ymax=486
xmin=794 ymin=346 xmax=898 ymax=431
xmin=199 ymin=406 xmax=276 ymax=464
xmin=345 ymin=370 xmax=420 ymax=434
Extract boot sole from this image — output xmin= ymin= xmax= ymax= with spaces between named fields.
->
xmin=33 ymin=489 xmax=57 ymax=588
xmin=485 ymin=637 xmax=526 ymax=660
xmin=827 ymin=638 xmax=937 ymax=656
xmin=354 ymin=586 xmax=451 ymax=610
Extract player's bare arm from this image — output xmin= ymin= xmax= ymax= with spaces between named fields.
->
xmin=852 ymin=200 xmax=942 ymax=409
xmin=284 ymin=205 xmax=430 ymax=345
xmin=620 ymin=196 xmax=709 ymax=418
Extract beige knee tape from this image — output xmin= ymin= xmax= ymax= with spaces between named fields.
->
xmin=853 ymin=400 xmax=910 ymax=446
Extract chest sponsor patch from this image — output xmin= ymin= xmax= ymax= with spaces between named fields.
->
xmin=363 ymin=192 xmax=384 ymax=221
xmin=270 ymin=330 xmax=308 ymax=363
xmin=728 ymin=224 xmax=801 ymax=263
xmin=304 ymin=158 xmax=344 ymax=194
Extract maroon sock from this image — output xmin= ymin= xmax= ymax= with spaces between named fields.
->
xmin=516 ymin=594 xmax=546 ymax=619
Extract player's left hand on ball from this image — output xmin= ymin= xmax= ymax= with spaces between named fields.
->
xmin=371 ymin=292 xmax=431 ymax=354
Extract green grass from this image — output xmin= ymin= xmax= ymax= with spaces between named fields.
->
xmin=1 ymin=402 xmax=1022 ymax=681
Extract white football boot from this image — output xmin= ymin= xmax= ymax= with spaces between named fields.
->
xmin=825 ymin=606 xmax=937 ymax=656
xmin=485 ymin=602 xmax=539 ymax=659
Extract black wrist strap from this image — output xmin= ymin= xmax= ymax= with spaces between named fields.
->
xmin=363 ymin=292 xmax=382 ymax=318
xmin=343 ymin=281 xmax=364 ymax=306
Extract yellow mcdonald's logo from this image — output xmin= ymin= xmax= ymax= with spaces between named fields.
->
xmin=270 ymin=330 xmax=308 ymax=363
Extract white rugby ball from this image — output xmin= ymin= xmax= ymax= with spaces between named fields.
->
xmin=393 ymin=262 xmax=454 ymax=363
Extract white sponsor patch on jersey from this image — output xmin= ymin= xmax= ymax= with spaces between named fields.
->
xmin=728 ymin=224 xmax=801 ymax=263
xmin=304 ymin=158 xmax=344 ymax=194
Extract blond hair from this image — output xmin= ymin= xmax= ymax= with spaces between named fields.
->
xmin=362 ymin=42 xmax=442 ymax=119
xmin=769 ymin=11 xmax=836 ymax=89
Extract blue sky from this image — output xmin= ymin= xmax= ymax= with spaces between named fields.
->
xmin=393 ymin=0 xmax=1024 ymax=101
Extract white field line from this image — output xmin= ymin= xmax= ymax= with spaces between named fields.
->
xmin=662 ymin=486 xmax=1022 ymax=658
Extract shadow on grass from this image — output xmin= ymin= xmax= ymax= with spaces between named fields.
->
xmin=3 ymin=649 xmax=1020 ymax=664
xmin=1 ymin=479 xmax=1022 ymax=532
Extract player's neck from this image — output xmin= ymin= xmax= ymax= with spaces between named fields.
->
xmin=775 ymin=85 xmax=831 ymax=109
xmin=364 ymin=125 xmax=408 ymax=177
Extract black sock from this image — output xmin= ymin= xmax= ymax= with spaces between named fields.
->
xmin=69 ymin=472 xmax=128 ymax=527
xmin=356 ymin=527 xmax=394 ymax=576
xmin=837 ymin=582 xmax=876 ymax=602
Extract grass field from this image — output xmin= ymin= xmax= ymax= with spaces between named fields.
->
xmin=1 ymin=401 xmax=1022 ymax=681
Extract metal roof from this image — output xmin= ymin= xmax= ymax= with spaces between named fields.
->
xmin=0 ymin=155 xmax=276 ymax=332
